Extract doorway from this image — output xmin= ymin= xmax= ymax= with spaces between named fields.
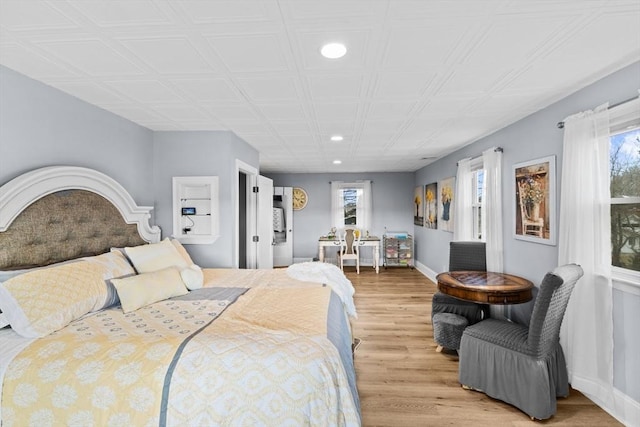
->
xmin=238 ymin=172 xmax=247 ymax=269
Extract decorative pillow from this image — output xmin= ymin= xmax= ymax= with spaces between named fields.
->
xmin=124 ymin=239 xmax=188 ymax=274
xmin=180 ymin=265 xmax=204 ymax=290
xmin=83 ymin=251 xmax=137 ymax=310
xmin=111 ymin=267 xmax=188 ymax=313
xmin=170 ymin=239 xmax=196 ymax=265
xmin=170 ymin=239 xmax=204 ymax=290
xmin=0 ymin=261 xmax=113 ymax=338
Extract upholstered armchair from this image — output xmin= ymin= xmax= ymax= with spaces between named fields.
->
xmin=339 ymin=228 xmax=361 ymax=274
xmin=458 ymin=264 xmax=584 ymax=420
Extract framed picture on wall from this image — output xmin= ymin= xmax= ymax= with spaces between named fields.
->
xmin=414 ymin=185 xmax=424 ymax=226
xmin=438 ymin=177 xmax=455 ymax=232
xmin=513 ymin=155 xmax=556 ymax=245
xmin=425 ymin=182 xmax=438 ymax=229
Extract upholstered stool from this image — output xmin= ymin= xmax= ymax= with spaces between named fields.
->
xmin=431 ymin=292 xmax=484 ymax=324
xmin=432 ymin=312 xmax=468 ymax=352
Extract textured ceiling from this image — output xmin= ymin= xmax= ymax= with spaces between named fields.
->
xmin=1 ymin=0 xmax=639 ymax=173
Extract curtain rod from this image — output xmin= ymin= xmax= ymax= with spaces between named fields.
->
xmin=456 ymin=147 xmax=503 ymax=166
xmin=556 ymin=95 xmax=638 ymax=129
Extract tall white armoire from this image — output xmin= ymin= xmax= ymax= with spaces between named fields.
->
xmin=273 ymin=186 xmax=293 ymax=266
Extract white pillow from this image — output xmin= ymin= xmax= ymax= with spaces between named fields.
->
xmin=180 ymin=265 xmax=204 ymax=290
xmin=111 ymin=267 xmax=188 ymax=313
xmin=124 ymin=239 xmax=188 ymax=274
xmin=170 ymin=239 xmax=196 ymax=265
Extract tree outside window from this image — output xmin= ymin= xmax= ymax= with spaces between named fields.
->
xmin=610 ymin=127 xmax=640 ymax=272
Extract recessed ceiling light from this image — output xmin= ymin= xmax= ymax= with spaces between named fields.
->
xmin=330 ymin=135 xmax=344 ymax=142
xmin=333 ymin=160 xmax=342 ymax=165
xmin=321 ymin=43 xmax=347 ymax=59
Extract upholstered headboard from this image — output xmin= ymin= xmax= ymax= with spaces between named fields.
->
xmin=0 ymin=166 xmax=161 ymax=269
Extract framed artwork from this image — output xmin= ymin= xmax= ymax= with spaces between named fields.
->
xmin=513 ymin=155 xmax=556 ymax=245
xmin=414 ymin=185 xmax=424 ymax=226
xmin=425 ymin=183 xmax=438 ymax=229
xmin=438 ymin=177 xmax=455 ymax=232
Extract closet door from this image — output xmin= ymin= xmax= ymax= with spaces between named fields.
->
xmin=273 ymin=186 xmax=293 ymax=266
xmin=256 ymin=175 xmax=273 ymax=269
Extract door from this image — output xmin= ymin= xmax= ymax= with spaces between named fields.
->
xmin=273 ymin=186 xmax=293 ymax=266
xmin=256 ymin=175 xmax=273 ymax=269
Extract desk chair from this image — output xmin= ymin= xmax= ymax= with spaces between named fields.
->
xmin=339 ymin=228 xmax=361 ymax=274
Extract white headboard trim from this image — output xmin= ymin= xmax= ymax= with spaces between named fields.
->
xmin=0 ymin=166 xmax=161 ymax=243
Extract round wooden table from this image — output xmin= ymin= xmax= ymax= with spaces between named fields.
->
xmin=436 ymin=271 xmax=533 ymax=305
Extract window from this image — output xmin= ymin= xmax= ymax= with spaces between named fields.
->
xmin=610 ymin=126 xmax=640 ymax=273
xmin=454 ymin=148 xmax=502 ymax=250
xmin=331 ymin=181 xmax=372 ymax=231
xmin=472 ymin=169 xmax=485 ymax=240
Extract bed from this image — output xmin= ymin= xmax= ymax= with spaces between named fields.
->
xmin=0 ymin=166 xmax=360 ymax=426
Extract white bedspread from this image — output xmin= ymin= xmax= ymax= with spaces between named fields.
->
xmin=202 ymin=262 xmax=358 ymax=318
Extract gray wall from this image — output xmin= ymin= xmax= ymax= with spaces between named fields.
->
xmin=414 ymin=61 xmax=640 ymax=402
xmin=153 ymin=131 xmax=259 ymax=268
xmin=265 ymin=172 xmax=414 ymax=261
xmin=0 ymin=66 xmax=154 ymax=205
xmin=0 ymin=65 xmax=260 ymax=270
xmin=416 ymin=61 xmax=640 ymax=287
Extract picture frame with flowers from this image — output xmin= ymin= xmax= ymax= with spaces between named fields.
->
xmin=414 ymin=185 xmax=425 ymax=226
xmin=424 ymin=182 xmax=438 ymax=229
xmin=513 ymin=155 xmax=556 ymax=245
xmin=438 ymin=177 xmax=455 ymax=232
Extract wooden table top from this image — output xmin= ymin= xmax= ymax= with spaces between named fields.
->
xmin=436 ymin=271 xmax=534 ymax=305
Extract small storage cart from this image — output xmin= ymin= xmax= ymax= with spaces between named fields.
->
xmin=383 ymin=231 xmax=413 ymax=268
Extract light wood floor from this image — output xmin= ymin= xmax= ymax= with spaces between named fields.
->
xmin=343 ymin=267 xmax=621 ymax=427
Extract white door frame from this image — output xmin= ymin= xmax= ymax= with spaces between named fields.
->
xmin=235 ymin=159 xmax=258 ymax=268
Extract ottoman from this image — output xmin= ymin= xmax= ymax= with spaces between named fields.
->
xmin=432 ymin=312 xmax=469 ymax=352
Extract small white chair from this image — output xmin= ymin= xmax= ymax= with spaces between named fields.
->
xmin=339 ymin=228 xmax=361 ymax=274
xmin=518 ymin=181 xmax=544 ymax=237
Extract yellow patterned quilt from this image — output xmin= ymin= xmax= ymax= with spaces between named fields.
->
xmin=1 ymin=286 xmax=360 ymax=426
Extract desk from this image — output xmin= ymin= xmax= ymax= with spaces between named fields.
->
xmin=318 ymin=236 xmax=380 ymax=274
xmin=436 ymin=271 xmax=533 ymax=305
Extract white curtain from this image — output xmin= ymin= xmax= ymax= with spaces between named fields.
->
xmin=331 ymin=181 xmax=343 ymax=229
xmin=558 ymin=103 xmax=613 ymax=410
xmin=361 ymin=180 xmax=372 ymax=232
xmin=453 ymin=158 xmax=474 ymax=241
xmin=482 ymin=148 xmax=503 ymax=272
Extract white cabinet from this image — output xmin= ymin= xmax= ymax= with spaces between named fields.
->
xmin=273 ymin=186 xmax=293 ymax=266
xmin=172 ymin=176 xmax=219 ymax=244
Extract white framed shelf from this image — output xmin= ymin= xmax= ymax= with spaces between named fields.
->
xmin=172 ymin=176 xmax=219 ymax=244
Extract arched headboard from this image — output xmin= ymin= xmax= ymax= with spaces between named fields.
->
xmin=0 ymin=166 xmax=161 ymax=269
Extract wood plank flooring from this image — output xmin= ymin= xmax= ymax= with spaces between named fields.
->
xmin=343 ymin=267 xmax=621 ymax=426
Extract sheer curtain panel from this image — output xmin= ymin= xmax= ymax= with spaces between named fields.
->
xmin=453 ymin=158 xmax=474 ymax=241
xmin=558 ymin=103 xmax=614 ymax=412
xmin=482 ymin=148 xmax=503 ymax=273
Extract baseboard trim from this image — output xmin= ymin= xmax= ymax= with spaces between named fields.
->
xmin=414 ymin=260 xmax=437 ymax=283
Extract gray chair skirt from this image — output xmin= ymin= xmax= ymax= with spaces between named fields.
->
xmin=458 ymin=319 xmax=569 ymax=420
